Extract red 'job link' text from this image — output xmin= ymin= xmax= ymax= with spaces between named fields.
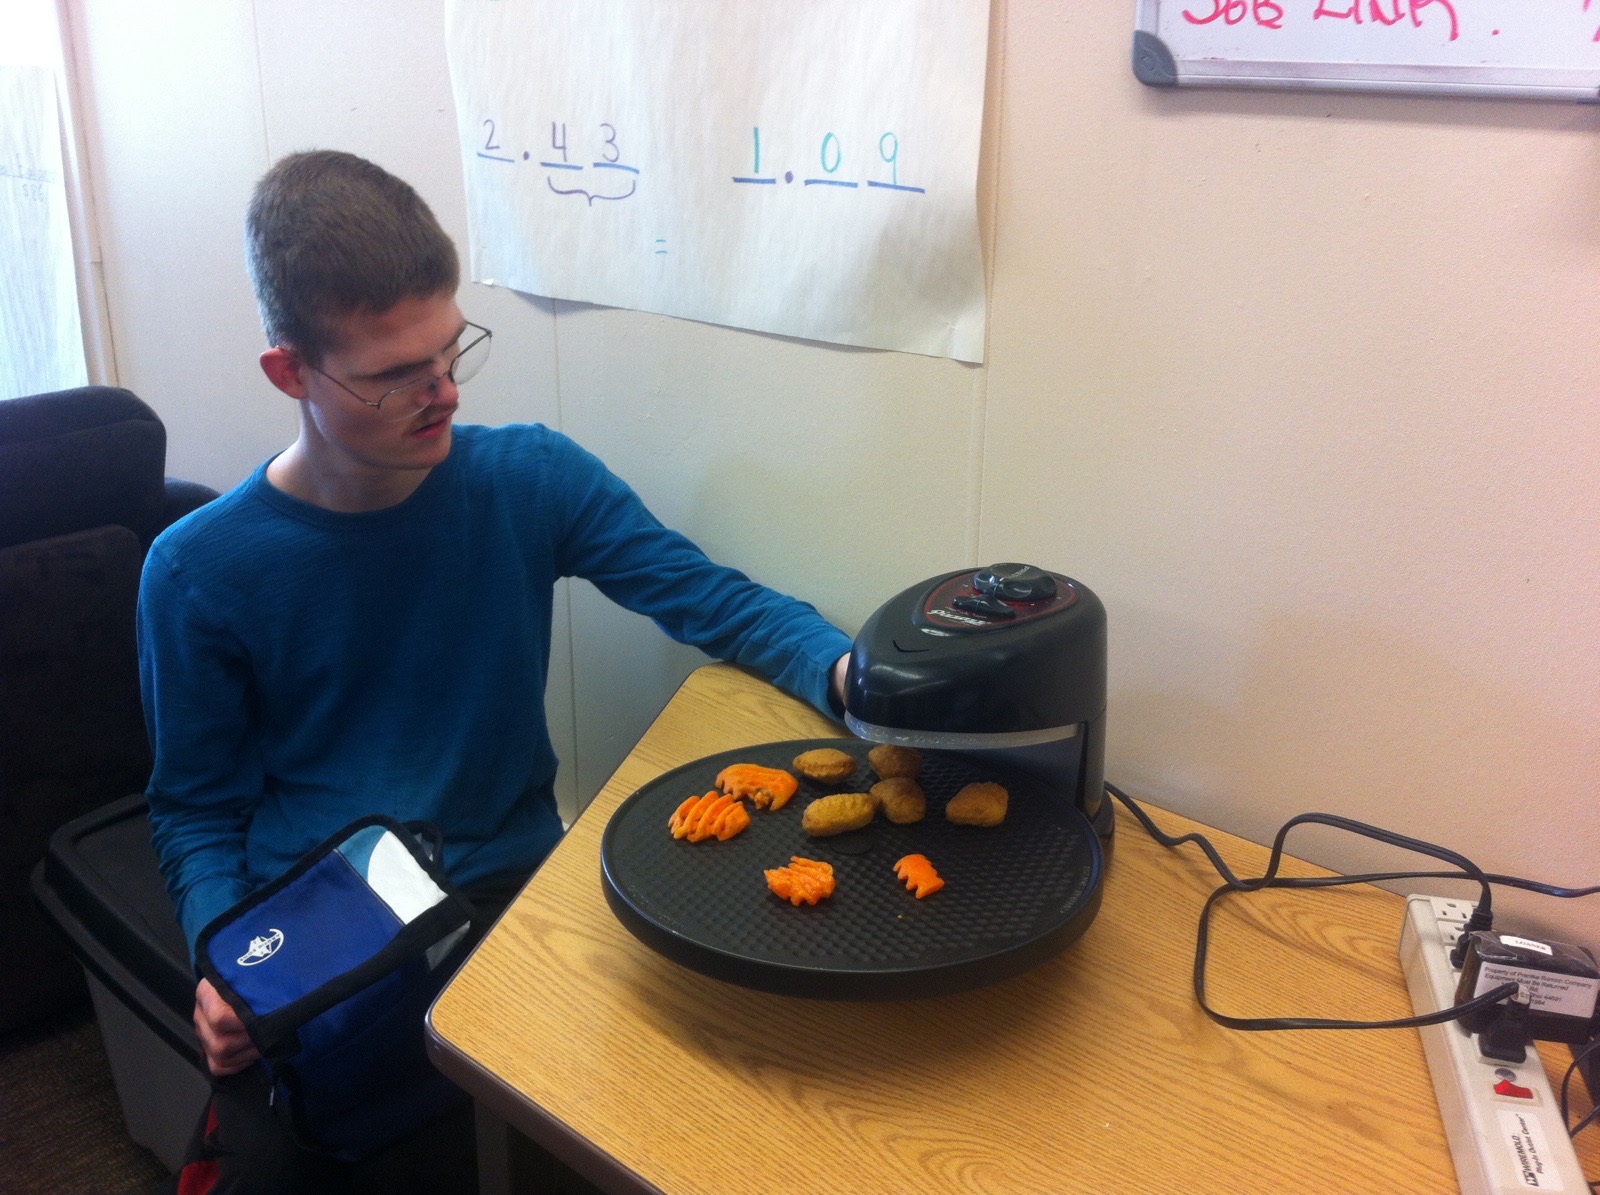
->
xmin=1182 ymin=0 xmax=1463 ymax=42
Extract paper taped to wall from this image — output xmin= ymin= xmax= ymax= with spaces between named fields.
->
xmin=445 ymin=0 xmax=990 ymax=363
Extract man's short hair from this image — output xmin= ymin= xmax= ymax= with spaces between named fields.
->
xmin=245 ymin=150 xmax=460 ymax=365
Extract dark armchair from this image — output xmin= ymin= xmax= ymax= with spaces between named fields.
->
xmin=0 ymin=385 xmax=217 ymax=1033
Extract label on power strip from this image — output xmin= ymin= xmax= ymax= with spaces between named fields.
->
xmin=1496 ymin=1109 xmax=1566 ymax=1190
xmin=1474 ymin=964 xmax=1600 ymax=1018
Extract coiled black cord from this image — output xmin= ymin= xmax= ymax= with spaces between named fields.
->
xmin=1104 ymin=782 xmax=1594 ymax=1032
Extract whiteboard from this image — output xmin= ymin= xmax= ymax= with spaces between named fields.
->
xmin=1134 ymin=0 xmax=1600 ymax=101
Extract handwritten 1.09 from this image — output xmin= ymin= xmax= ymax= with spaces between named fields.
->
xmin=477 ymin=119 xmax=640 ymax=206
xmin=1185 ymin=0 xmax=1600 ymax=41
xmin=733 ymin=127 xmax=925 ymax=195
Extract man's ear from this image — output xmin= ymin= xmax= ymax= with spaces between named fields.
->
xmin=260 ymin=346 xmax=311 ymax=399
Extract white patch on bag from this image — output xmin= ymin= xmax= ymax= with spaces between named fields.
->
xmin=367 ymin=832 xmax=448 ymax=924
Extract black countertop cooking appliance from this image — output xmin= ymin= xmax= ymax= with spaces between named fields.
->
xmin=600 ymin=563 xmax=1110 ymax=999
xmin=844 ymin=563 xmax=1111 ymax=845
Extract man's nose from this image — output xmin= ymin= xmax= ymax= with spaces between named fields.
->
xmin=427 ymin=371 xmax=460 ymax=406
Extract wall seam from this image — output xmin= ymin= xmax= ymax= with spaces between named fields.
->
xmin=247 ymin=0 xmax=269 ymax=162
xmin=550 ymin=302 xmax=585 ymax=810
xmin=972 ymin=0 xmax=1009 ymax=564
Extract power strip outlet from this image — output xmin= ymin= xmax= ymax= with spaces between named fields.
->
xmin=1399 ymin=895 xmax=1587 ymax=1194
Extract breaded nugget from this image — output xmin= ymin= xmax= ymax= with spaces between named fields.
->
xmin=946 ymin=781 xmax=1008 ymax=827
xmin=792 ymin=747 xmax=857 ymax=785
xmin=801 ymin=792 xmax=878 ymax=837
xmin=870 ymin=777 xmax=926 ymax=825
xmin=867 ymin=744 xmax=922 ymax=780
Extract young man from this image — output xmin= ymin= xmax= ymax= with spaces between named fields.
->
xmin=139 ymin=149 xmax=851 ymax=1192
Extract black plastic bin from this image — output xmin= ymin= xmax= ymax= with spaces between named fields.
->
xmin=30 ymin=794 xmax=209 ymax=1170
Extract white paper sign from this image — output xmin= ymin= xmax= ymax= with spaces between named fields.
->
xmin=446 ymin=0 xmax=990 ymax=362
xmin=1 ymin=64 xmax=87 ymax=400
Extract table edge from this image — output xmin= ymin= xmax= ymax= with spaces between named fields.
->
xmin=424 ymin=1002 xmax=667 ymax=1195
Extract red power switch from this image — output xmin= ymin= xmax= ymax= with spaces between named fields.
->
xmin=1493 ymin=1077 xmax=1534 ymax=1099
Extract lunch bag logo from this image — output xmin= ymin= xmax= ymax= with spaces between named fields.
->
xmin=237 ymin=928 xmax=285 ymax=966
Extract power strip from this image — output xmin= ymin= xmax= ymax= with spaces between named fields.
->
xmin=1398 ymin=895 xmax=1587 ymax=1194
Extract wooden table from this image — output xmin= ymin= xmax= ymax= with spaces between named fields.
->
xmin=427 ymin=663 xmax=1597 ymax=1195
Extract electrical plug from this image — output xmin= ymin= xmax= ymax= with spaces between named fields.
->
xmin=1450 ymin=904 xmax=1494 ymax=969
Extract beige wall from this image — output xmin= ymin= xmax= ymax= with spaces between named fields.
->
xmin=69 ymin=1 xmax=1597 ymax=955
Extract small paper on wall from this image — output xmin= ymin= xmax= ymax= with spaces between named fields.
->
xmin=445 ymin=0 xmax=989 ymax=363
xmin=0 ymin=64 xmax=87 ymax=401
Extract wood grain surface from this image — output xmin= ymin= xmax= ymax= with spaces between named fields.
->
xmin=430 ymin=663 xmax=1599 ymax=1195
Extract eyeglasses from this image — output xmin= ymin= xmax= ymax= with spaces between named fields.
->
xmin=308 ymin=322 xmax=492 ymax=421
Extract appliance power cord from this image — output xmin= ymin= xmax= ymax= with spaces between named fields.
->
xmin=1104 ymin=782 xmax=1597 ymax=1036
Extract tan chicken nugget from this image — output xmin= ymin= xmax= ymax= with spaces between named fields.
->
xmin=946 ymin=781 xmax=1008 ymax=827
xmin=801 ymin=792 xmax=878 ymax=837
xmin=870 ymin=777 xmax=926 ymax=825
xmin=867 ymin=744 xmax=922 ymax=780
xmin=792 ymin=747 xmax=857 ymax=785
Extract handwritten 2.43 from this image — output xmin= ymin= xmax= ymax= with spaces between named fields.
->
xmin=477 ymin=118 xmax=640 ymax=206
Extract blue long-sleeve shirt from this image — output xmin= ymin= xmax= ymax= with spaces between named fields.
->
xmin=138 ymin=423 xmax=851 ymax=951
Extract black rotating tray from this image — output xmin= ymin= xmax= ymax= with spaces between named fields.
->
xmin=600 ymin=738 xmax=1104 ymax=1000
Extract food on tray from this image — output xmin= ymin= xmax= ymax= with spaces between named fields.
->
xmin=667 ymin=790 xmax=752 ymax=842
xmin=801 ymin=791 xmax=878 ymax=837
xmin=764 ymin=856 xmax=836 ymax=906
xmin=792 ymin=747 xmax=858 ymax=785
xmin=867 ymin=744 xmax=922 ymax=780
xmin=715 ymin=763 xmax=799 ymax=811
xmin=946 ymin=781 xmax=1009 ymax=827
xmin=870 ymin=777 xmax=926 ymax=825
xmin=893 ymin=854 xmax=945 ymax=899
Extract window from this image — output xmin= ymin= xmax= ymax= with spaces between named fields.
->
xmin=0 ymin=0 xmax=96 ymax=400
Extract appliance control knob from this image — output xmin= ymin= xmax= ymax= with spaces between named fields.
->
xmin=973 ymin=563 xmax=1057 ymax=602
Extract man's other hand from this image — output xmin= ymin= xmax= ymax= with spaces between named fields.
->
xmin=194 ymin=977 xmax=260 ymax=1076
xmin=830 ymin=652 xmax=850 ymax=710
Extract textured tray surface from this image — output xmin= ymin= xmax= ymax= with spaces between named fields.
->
xmin=601 ymin=739 xmax=1101 ymax=997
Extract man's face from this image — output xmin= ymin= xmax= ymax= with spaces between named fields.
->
xmin=299 ymin=291 xmax=468 ymax=484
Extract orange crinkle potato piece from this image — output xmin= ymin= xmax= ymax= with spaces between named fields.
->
xmin=715 ymin=763 xmax=799 ymax=811
xmin=667 ymin=790 xmax=751 ymax=842
xmin=763 ymin=856 xmax=836 ymax=906
xmin=893 ymin=853 xmax=945 ymax=899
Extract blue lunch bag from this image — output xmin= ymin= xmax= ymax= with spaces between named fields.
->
xmin=195 ymin=815 xmax=480 ymax=1160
